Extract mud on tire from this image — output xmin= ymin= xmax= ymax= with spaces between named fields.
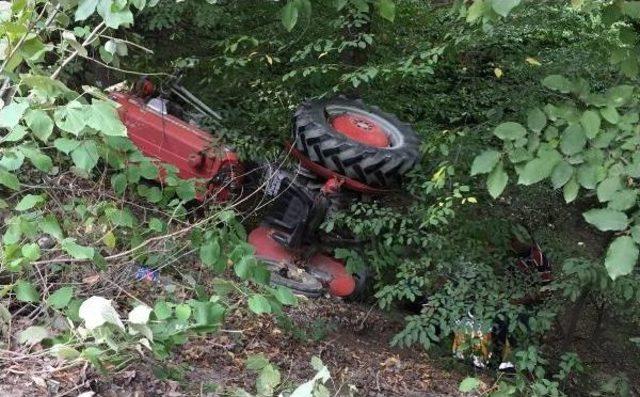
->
xmin=292 ymin=97 xmax=421 ymax=187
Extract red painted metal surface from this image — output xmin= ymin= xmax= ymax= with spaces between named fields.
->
xmin=286 ymin=143 xmax=389 ymax=194
xmin=248 ymin=226 xmax=355 ymax=297
xmin=331 ymin=113 xmax=390 ymax=147
xmin=110 ymin=92 xmax=241 ymax=201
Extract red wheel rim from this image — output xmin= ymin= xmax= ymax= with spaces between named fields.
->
xmin=331 ymin=113 xmax=390 ymax=147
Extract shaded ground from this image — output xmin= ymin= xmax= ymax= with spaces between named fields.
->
xmin=0 ymin=297 xmax=467 ymax=397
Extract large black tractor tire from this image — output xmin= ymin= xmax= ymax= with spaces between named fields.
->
xmin=292 ymin=97 xmax=421 ymax=187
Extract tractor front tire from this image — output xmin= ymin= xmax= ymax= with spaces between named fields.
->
xmin=292 ymin=97 xmax=420 ymax=187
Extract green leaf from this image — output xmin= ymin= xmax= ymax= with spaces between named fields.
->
xmin=25 ymin=109 xmax=54 ymax=142
xmin=54 ymin=138 xmax=81 ymax=154
xmin=111 ymin=173 xmax=127 ymax=195
xmin=51 ymin=345 xmax=81 ymax=360
xmin=54 ymin=105 xmax=86 ymax=135
xmin=527 ymin=107 xmax=546 ymax=133
xmin=71 ymin=140 xmax=99 ymax=172
xmin=466 ymin=0 xmax=486 ymax=22
xmin=605 ymin=236 xmax=638 ymax=280
xmin=459 ymin=377 xmax=481 ymax=393
xmin=560 ymin=124 xmax=586 ymax=156
xmin=493 ymin=122 xmax=527 ymax=140
xmin=596 ymin=177 xmax=622 ymax=203
xmin=21 ymin=243 xmax=41 ymax=261
xmin=61 ymin=238 xmax=95 ymax=259
xmin=281 ymin=1 xmax=299 ymax=32
xmin=0 ymin=168 xmax=20 ymax=190
xmin=154 ymin=301 xmax=172 ymax=320
xmin=606 ymin=85 xmax=635 ymax=107
xmin=248 ymin=294 xmax=271 ymax=314
xmin=15 ymin=194 xmax=44 ymax=211
xmin=608 ymin=189 xmax=637 ymax=211
xmin=491 ymin=0 xmax=520 ymax=17
xmin=623 ymin=1 xmax=640 ymax=18
xmin=234 ymin=256 xmax=255 ymax=279
xmin=601 ymin=106 xmax=620 ymax=124
xmin=175 ymin=180 xmax=196 ymax=201
xmin=199 ymin=240 xmax=222 ymax=270
xmin=487 ymin=162 xmax=508 ymax=198
xmin=577 ymin=164 xmax=599 ymax=189
xmin=377 ymin=0 xmax=395 ymax=22
xmin=18 ymin=326 xmax=49 ymax=345
xmin=96 ymin=0 xmax=134 ymax=29
xmin=542 ymin=75 xmax=572 ymax=93
xmin=19 ymin=146 xmax=52 ymax=172
xmin=274 ymin=286 xmax=297 ymax=306
xmin=15 ymin=280 xmax=39 ymax=303
xmin=0 ymin=149 xmax=24 ymax=171
xmin=583 ymin=208 xmax=628 ymax=231
xmin=518 ymin=150 xmax=561 ymax=185
xmin=257 ymin=364 xmax=281 ymax=396
xmin=471 ymin=150 xmax=500 ymax=176
xmin=551 ymin=161 xmax=573 ymax=189
xmin=0 ymin=101 xmax=28 ymax=128
xmin=580 ymin=110 xmax=601 ymax=139
xmin=175 ymin=303 xmax=191 ymax=321
xmin=2 ymin=125 xmax=28 ymax=142
xmin=48 ymin=286 xmax=74 ymax=309
xmin=87 ymin=100 xmax=127 ymax=137
xmin=246 ymin=354 xmax=269 ymax=370
xmin=40 ymin=215 xmax=63 ymax=240
xmin=75 ymin=0 xmax=99 ymax=21
xmin=138 ymin=161 xmax=158 ymax=179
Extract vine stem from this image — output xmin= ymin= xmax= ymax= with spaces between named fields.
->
xmin=50 ymin=21 xmax=107 ymax=80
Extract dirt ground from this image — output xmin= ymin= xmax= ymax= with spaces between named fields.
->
xmin=0 ymin=297 xmax=468 ymax=397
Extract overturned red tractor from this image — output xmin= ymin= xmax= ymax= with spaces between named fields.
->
xmin=110 ymin=78 xmax=420 ymax=298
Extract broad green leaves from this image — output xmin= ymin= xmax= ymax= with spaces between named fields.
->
xmin=580 ymin=110 xmax=600 ymax=138
xmin=18 ymin=326 xmax=49 ymax=345
xmin=459 ymin=377 xmax=481 ymax=393
xmin=487 ymin=162 xmax=508 ymax=198
xmin=15 ymin=194 xmax=44 ymax=211
xmin=0 ymin=101 xmax=28 ymax=128
xmin=474 ymin=77 xmax=640 ymax=278
xmin=75 ymin=0 xmax=99 ymax=21
xmin=491 ymin=0 xmax=520 ymax=18
xmin=248 ymin=294 xmax=271 ymax=314
xmin=48 ymin=287 xmax=74 ymax=309
xmin=281 ymin=2 xmax=299 ymax=32
xmin=61 ymin=238 xmax=95 ymax=259
xmin=518 ymin=150 xmax=561 ymax=186
xmin=79 ymin=296 xmax=125 ymax=330
xmin=15 ymin=280 xmax=39 ymax=302
xmin=559 ymin=124 xmax=586 ymax=155
xmin=600 ymin=106 xmax=619 ymax=124
xmin=583 ymin=209 xmax=628 ymax=232
xmin=25 ymin=109 xmax=54 ymax=141
xmin=605 ymin=236 xmax=638 ymax=280
xmin=551 ymin=161 xmax=573 ymax=189
xmin=96 ymin=0 xmax=134 ymax=29
xmin=493 ymin=122 xmax=527 ymax=140
xmin=470 ymin=150 xmax=500 ymax=176
xmin=0 ymin=168 xmax=19 ymax=190
xmin=86 ymin=100 xmax=127 ymax=137
xmin=199 ymin=240 xmax=223 ymax=272
xmin=377 ymin=0 xmax=396 ymax=22
xmin=527 ymin=108 xmax=547 ymax=133
xmin=542 ymin=75 xmax=572 ymax=93
xmin=70 ymin=140 xmax=99 ymax=172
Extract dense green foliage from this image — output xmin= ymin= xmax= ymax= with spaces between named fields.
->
xmin=2 ymin=0 xmax=640 ymax=396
